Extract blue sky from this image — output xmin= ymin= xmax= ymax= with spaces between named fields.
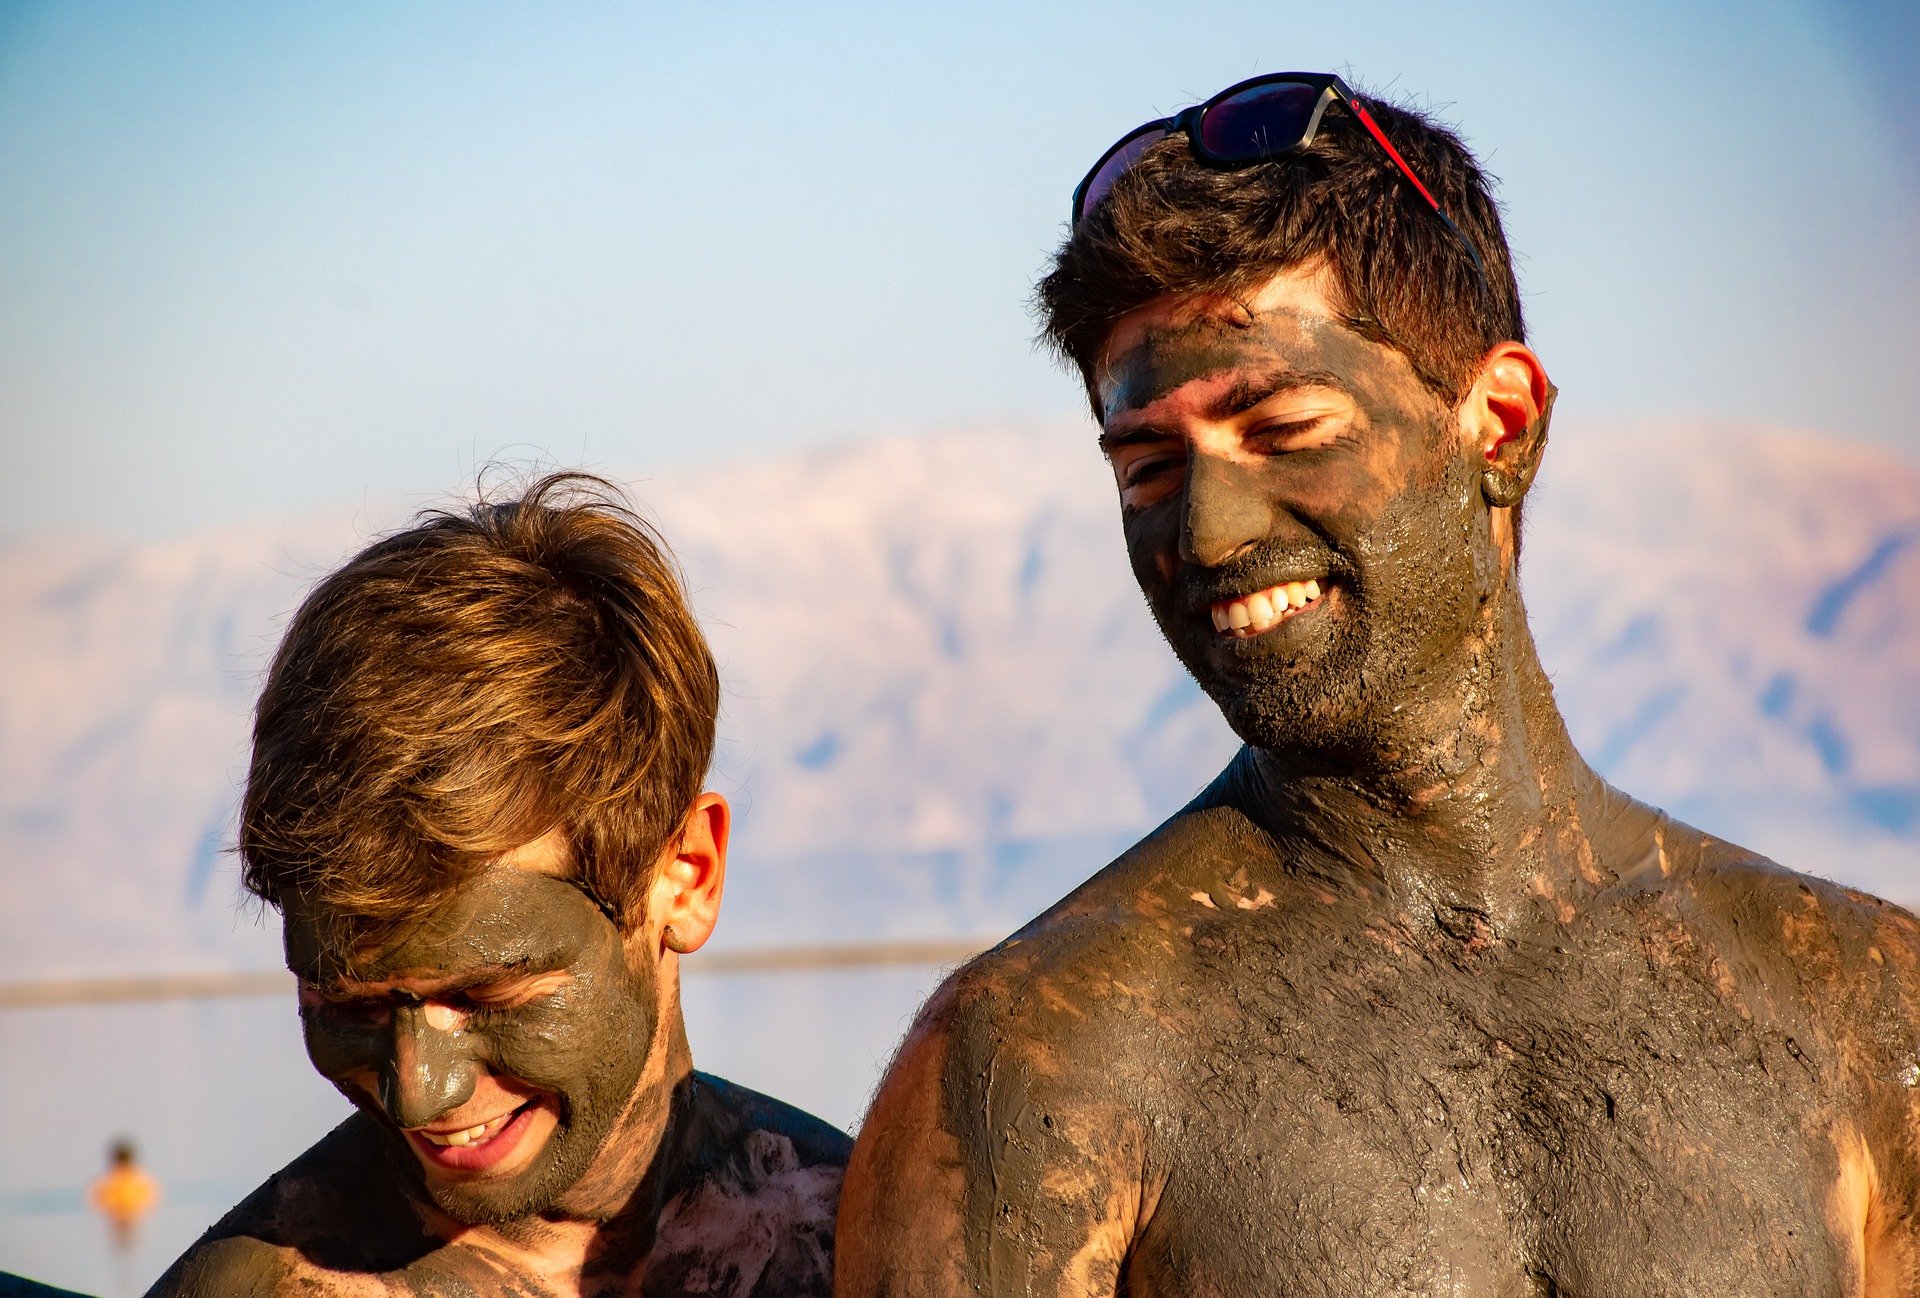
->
xmin=1 ymin=0 xmax=1915 ymax=539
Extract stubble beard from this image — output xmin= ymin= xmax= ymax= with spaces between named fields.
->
xmin=1151 ymin=562 xmax=1377 ymax=761
xmin=1153 ymin=474 xmax=1487 ymax=767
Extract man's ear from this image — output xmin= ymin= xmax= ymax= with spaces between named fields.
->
xmin=644 ymin=792 xmax=729 ymax=960
xmin=1464 ymin=342 xmax=1555 ymax=508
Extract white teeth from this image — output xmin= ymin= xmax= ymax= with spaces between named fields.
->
xmin=1210 ymin=580 xmax=1326 ymax=637
xmin=421 ymin=1115 xmax=505 ymax=1147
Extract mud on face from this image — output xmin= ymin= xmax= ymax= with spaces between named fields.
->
xmin=286 ymin=865 xmax=662 ymax=1225
xmin=1095 ymin=272 xmax=1500 ymax=758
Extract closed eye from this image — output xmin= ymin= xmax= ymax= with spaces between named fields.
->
xmin=1101 ymin=422 xmax=1190 ymax=506
xmin=298 ymin=986 xmax=392 ymax=1026
xmin=459 ymin=970 xmax=571 ymax=1011
xmin=1247 ymin=413 xmax=1343 ymax=454
xmin=1119 ymin=450 xmax=1184 ymax=488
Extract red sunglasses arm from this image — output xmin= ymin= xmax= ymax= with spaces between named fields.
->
xmin=1348 ymin=100 xmax=1443 ymax=211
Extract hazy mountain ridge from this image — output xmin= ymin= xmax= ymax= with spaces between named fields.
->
xmin=3 ymin=421 xmax=1916 ymax=981
xmin=1522 ymin=424 xmax=1920 ymax=870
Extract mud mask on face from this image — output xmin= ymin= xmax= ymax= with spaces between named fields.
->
xmin=1178 ymin=453 xmax=1279 ymax=567
xmin=377 ymin=1001 xmax=484 ymax=1127
xmin=287 ymin=868 xmax=661 ymax=1224
xmin=1104 ymin=304 xmax=1482 ymax=757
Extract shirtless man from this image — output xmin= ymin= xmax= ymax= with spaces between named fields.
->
xmin=154 ymin=475 xmax=847 ymax=1297
xmin=838 ymin=74 xmax=1920 ymax=1295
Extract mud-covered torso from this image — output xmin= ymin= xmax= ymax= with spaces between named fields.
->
xmin=953 ymin=788 xmax=1912 ymax=1298
xmin=1126 ymin=857 xmax=1849 ymax=1295
xmin=150 ymin=1072 xmax=849 ymax=1298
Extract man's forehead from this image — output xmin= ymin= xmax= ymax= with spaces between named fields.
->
xmin=1094 ymin=271 xmax=1380 ymax=422
xmin=1099 ymin=265 xmax=1338 ymax=356
xmin=285 ymin=861 xmax=604 ymax=985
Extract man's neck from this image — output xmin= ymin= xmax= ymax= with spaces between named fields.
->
xmin=1238 ymin=583 xmax=1638 ymax=932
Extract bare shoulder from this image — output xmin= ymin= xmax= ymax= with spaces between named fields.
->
xmin=1641 ymin=818 xmax=1920 ymax=970
xmin=838 ymin=819 xmax=1205 ymax=1294
xmin=1606 ymin=815 xmax=1920 ymax=1050
xmin=1646 ymin=825 xmax=1920 ymax=1280
xmin=924 ymin=817 xmax=1208 ymax=1049
xmin=644 ymin=1074 xmax=849 ymax=1298
xmin=148 ymin=1117 xmax=422 ymax=1298
xmin=854 ymin=792 xmax=1280 ymax=1184
xmin=145 ymin=1234 xmax=320 ymax=1298
xmin=876 ymin=789 xmax=1296 ymax=1114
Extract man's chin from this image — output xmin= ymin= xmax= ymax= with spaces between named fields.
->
xmin=424 ymin=1160 xmax=565 ymax=1227
xmin=1170 ymin=626 xmax=1373 ymax=755
xmin=1217 ymin=697 xmax=1363 ymax=757
xmin=398 ymin=1103 xmax=582 ymax=1225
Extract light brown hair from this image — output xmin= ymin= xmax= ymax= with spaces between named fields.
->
xmin=240 ymin=473 xmax=718 ymax=943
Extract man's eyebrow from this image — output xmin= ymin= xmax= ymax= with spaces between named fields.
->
xmin=1099 ymin=370 xmax=1353 ymax=451
xmin=1097 ymin=422 xmax=1182 ymax=453
xmin=1202 ymin=369 xmax=1352 ymax=422
xmin=309 ymin=957 xmax=547 ymax=997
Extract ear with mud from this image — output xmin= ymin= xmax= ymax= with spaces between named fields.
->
xmin=644 ymin=792 xmax=730 ymax=960
xmin=1469 ymin=343 xmax=1555 ymax=508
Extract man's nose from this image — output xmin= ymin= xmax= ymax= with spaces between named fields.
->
xmin=1181 ymin=453 xmax=1275 ymax=568
xmin=379 ymin=1003 xmax=479 ymax=1129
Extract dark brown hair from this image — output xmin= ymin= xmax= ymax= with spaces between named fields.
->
xmin=240 ymin=473 xmax=718 ymax=941
xmin=1038 ymin=93 xmax=1525 ymax=410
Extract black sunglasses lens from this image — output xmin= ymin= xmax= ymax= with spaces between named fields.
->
xmin=1077 ymin=127 xmax=1169 ymax=222
xmin=1197 ymin=81 xmax=1322 ymax=161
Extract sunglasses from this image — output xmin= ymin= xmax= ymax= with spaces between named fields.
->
xmin=1072 ymin=71 xmax=1486 ymax=284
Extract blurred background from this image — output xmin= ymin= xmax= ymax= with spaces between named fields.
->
xmin=2 ymin=1 xmax=1917 ymax=1292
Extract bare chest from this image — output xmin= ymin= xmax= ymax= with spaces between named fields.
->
xmin=1123 ymin=926 xmax=1859 ymax=1297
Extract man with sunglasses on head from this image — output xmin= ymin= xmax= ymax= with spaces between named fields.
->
xmin=838 ymin=75 xmax=1920 ymax=1295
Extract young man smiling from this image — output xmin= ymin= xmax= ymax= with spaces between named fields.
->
xmin=153 ymin=475 xmax=848 ymax=1297
xmin=837 ymin=75 xmax=1920 ymax=1294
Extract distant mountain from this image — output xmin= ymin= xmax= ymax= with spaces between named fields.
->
xmin=3 ymin=421 xmax=1916 ymax=981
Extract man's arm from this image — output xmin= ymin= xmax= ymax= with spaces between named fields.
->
xmin=1841 ymin=894 xmax=1920 ymax=1295
xmin=145 ymin=1119 xmax=416 ymax=1298
xmin=1720 ymin=862 xmax=1920 ymax=1295
xmin=837 ymin=970 xmax=1149 ymax=1298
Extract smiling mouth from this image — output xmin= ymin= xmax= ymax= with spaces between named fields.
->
xmin=1210 ymin=579 xmax=1324 ymax=638
xmin=417 ymin=1108 xmax=519 ymax=1148
xmin=407 ymin=1099 xmax=540 ymax=1173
